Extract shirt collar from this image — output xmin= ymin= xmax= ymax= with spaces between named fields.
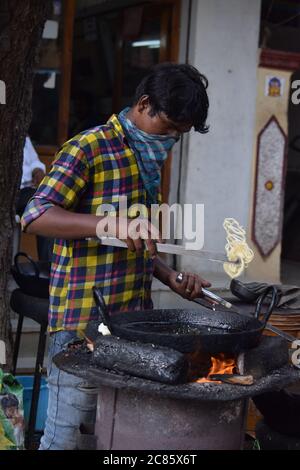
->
xmin=108 ymin=114 xmax=126 ymax=144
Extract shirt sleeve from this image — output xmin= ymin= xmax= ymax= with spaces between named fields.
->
xmin=21 ymin=141 xmax=90 ymax=232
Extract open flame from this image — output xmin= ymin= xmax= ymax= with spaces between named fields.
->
xmin=196 ymin=353 xmax=236 ymax=383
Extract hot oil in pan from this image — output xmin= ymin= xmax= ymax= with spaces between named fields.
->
xmin=124 ymin=322 xmax=241 ymax=335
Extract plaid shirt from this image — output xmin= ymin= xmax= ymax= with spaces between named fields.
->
xmin=21 ymin=115 xmax=157 ymax=333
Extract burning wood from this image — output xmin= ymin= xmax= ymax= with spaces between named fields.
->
xmin=195 ymin=353 xmax=254 ymax=385
xmin=209 ymin=374 xmax=254 ymax=385
xmin=196 ymin=353 xmax=236 ymax=384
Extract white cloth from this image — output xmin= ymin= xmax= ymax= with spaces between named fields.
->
xmin=21 ymin=137 xmax=45 ymax=188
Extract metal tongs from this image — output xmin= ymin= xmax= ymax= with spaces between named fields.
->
xmin=175 ymin=271 xmax=233 ymax=309
xmin=198 ymin=289 xmax=233 ymax=309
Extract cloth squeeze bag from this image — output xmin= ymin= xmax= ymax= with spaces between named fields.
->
xmin=0 ymin=369 xmax=25 ymax=449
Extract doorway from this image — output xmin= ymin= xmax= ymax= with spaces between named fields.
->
xmin=281 ymin=69 xmax=300 ymax=283
xmin=69 ymin=0 xmax=181 ymax=202
xmin=259 ymin=0 xmax=300 ymax=284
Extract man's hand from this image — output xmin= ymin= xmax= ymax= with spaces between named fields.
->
xmin=168 ymin=270 xmax=211 ymax=300
xmin=97 ymin=216 xmax=163 ymax=258
xmin=118 ymin=217 xmax=163 ymax=258
xmin=32 ymin=168 xmax=45 ymax=187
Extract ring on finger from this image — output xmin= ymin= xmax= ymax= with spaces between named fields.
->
xmin=176 ymin=272 xmax=184 ymax=283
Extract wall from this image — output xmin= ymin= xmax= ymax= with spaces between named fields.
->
xmin=168 ymin=0 xmax=190 ymax=207
xmin=178 ymin=0 xmax=262 ymax=284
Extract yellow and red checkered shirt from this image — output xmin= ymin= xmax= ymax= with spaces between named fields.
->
xmin=21 ymin=115 xmax=156 ymax=333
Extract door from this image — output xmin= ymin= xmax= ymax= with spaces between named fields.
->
xmin=70 ymin=0 xmax=181 ymax=202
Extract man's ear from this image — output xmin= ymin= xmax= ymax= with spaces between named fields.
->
xmin=137 ymin=95 xmax=150 ymax=113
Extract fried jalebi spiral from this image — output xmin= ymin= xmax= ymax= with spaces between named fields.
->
xmin=223 ymin=218 xmax=254 ymax=278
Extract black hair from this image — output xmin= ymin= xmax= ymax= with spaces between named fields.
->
xmin=134 ymin=63 xmax=209 ymax=133
xmin=1 ymin=394 xmax=19 ymax=410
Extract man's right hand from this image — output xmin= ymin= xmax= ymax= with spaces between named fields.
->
xmin=97 ymin=216 xmax=162 ymax=258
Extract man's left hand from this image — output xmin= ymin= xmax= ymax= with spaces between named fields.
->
xmin=168 ymin=270 xmax=211 ymax=300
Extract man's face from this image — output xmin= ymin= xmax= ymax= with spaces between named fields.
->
xmin=131 ymin=96 xmax=192 ymax=138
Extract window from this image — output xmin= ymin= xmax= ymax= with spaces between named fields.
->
xmin=260 ymin=0 xmax=300 ymax=53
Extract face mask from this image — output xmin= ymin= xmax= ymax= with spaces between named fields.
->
xmin=118 ymin=108 xmax=178 ymax=203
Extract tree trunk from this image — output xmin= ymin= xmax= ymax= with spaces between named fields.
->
xmin=0 ymin=0 xmax=51 ymax=368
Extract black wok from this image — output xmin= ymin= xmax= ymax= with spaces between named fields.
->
xmin=92 ymin=286 xmax=278 ymax=355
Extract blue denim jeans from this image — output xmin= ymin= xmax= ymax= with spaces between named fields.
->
xmin=39 ymin=331 xmax=97 ymax=450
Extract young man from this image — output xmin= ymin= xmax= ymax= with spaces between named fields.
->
xmin=21 ymin=63 xmax=211 ymax=450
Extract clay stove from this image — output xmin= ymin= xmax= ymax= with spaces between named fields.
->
xmin=54 ymin=335 xmax=300 ymax=450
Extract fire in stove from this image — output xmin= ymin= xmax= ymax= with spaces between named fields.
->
xmin=197 ymin=353 xmax=236 ymax=383
xmin=195 ymin=353 xmax=254 ymax=385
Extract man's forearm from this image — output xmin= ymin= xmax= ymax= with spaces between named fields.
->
xmin=25 ymin=205 xmax=161 ymax=256
xmin=153 ymin=256 xmax=174 ymax=286
xmin=25 ymin=205 xmax=104 ymax=239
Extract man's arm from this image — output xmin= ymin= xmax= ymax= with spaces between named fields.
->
xmin=25 ymin=205 xmax=161 ymax=256
xmin=21 ymin=140 xmax=91 ymax=236
xmin=154 ymin=256 xmax=211 ymax=300
xmin=153 ymin=256 xmax=173 ymax=286
xmin=25 ymin=205 xmax=103 ymax=239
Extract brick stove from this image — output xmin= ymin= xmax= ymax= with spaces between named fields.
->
xmin=54 ymin=334 xmax=300 ymax=450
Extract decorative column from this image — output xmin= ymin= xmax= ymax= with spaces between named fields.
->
xmin=252 ymin=116 xmax=287 ymax=257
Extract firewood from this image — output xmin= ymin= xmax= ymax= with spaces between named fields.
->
xmin=209 ymin=374 xmax=254 ymax=385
